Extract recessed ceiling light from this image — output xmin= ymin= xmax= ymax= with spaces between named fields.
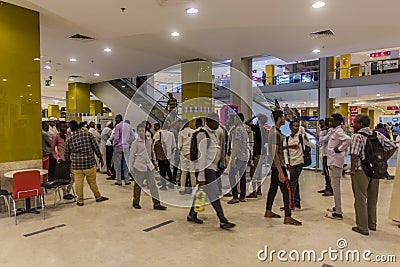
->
xmin=29 ymin=93 xmax=32 ymax=96
xmin=27 ymin=84 xmax=31 ymax=87
xmin=94 ymin=73 xmax=100 ymax=77
xmin=28 ymin=98 xmax=31 ymax=101
xmin=376 ymin=94 xmax=380 ymax=96
xmin=312 ymin=1 xmax=326 ymax=9
xmin=35 ymin=102 xmax=38 ymax=104
xmin=374 ymin=102 xmax=378 ymax=105
xmin=356 ymin=99 xmax=359 ymax=102
xmin=20 ymin=95 xmax=23 ymax=98
xmin=34 ymin=58 xmax=40 ymax=61
xmin=69 ymin=58 xmax=77 ymax=62
xmin=50 ymin=83 xmax=55 ymax=87
xmin=304 ymin=102 xmax=307 ymax=104
xmin=312 ymin=49 xmax=321 ymax=53
xmin=186 ymin=7 xmax=199 ymax=14
xmin=44 ymin=66 xmax=51 ymax=70
xmin=69 ymin=78 xmax=74 ymax=81
xmin=104 ymin=48 xmax=112 ymax=52
xmin=171 ymin=31 xmax=180 ymax=37
xmin=2 ymin=78 xmax=7 ymax=82
xmin=121 ymin=85 xmax=126 ymax=88
xmin=380 ymin=96 xmax=383 ymax=99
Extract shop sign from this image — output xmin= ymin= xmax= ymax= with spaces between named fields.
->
xmin=300 ymin=116 xmax=319 ymax=122
xmin=350 ymin=107 xmax=359 ymax=115
xmin=370 ymin=51 xmax=391 ymax=58
xmin=387 ymin=106 xmax=400 ymax=110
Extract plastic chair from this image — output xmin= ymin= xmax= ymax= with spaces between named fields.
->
xmin=10 ymin=170 xmax=45 ymax=225
xmin=42 ymin=156 xmax=50 ymax=193
xmin=0 ymin=189 xmax=11 ymax=217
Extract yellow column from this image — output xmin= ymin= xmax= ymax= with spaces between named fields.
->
xmin=369 ymin=110 xmax=375 ymax=129
xmin=181 ymin=60 xmax=212 ymax=128
xmin=0 ymin=3 xmax=41 ymax=163
xmin=340 ymin=103 xmax=349 ymax=125
xmin=48 ymin=105 xmax=60 ymax=119
xmin=328 ymin=56 xmax=336 ymax=80
xmin=67 ymin=82 xmax=90 ymax=122
xmin=340 ymin=54 xmax=351 ymax=79
xmin=328 ymin=98 xmax=335 ymax=117
xmin=90 ymin=100 xmax=103 ymax=116
xmin=265 ymin=65 xmax=274 ymax=85
xmin=351 ymin=64 xmax=362 ymax=78
xmin=361 ymin=108 xmax=368 ymax=115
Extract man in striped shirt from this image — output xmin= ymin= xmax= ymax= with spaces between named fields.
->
xmin=64 ymin=120 xmax=109 ymax=206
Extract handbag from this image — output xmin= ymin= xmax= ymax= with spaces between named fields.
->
xmin=299 ymin=134 xmax=312 ymax=167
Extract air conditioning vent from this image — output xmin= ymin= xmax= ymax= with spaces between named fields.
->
xmin=309 ymin=29 xmax=335 ymax=39
xmin=156 ymin=0 xmax=194 ymax=6
xmin=69 ymin=75 xmax=82 ymax=78
xmin=68 ymin=34 xmax=95 ymax=42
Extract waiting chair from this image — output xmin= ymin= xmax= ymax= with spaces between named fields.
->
xmin=0 ymin=189 xmax=11 ymax=217
xmin=11 ymin=170 xmax=45 ymax=225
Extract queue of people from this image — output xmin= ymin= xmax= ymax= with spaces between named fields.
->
xmin=40 ymin=110 xmax=398 ymax=233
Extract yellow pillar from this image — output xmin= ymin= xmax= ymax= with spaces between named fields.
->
xmin=67 ymin=82 xmax=90 ymax=122
xmin=0 ymin=3 xmax=41 ymax=163
xmin=369 ymin=110 xmax=375 ymax=129
xmin=340 ymin=54 xmax=351 ymax=79
xmin=181 ymin=60 xmax=212 ymax=128
xmin=340 ymin=103 xmax=349 ymax=125
xmin=265 ymin=65 xmax=274 ymax=85
xmin=351 ymin=64 xmax=362 ymax=78
xmin=90 ymin=100 xmax=103 ymax=116
xmin=328 ymin=98 xmax=335 ymax=117
xmin=48 ymin=105 xmax=60 ymax=119
xmin=361 ymin=108 xmax=368 ymax=115
xmin=328 ymin=56 xmax=336 ymax=80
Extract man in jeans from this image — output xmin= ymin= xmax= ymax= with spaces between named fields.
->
xmin=113 ymin=114 xmax=135 ymax=186
xmin=350 ymin=114 xmax=397 ymax=235
xmin=283 ymin=120 xmax=315 ymax=210
xmin=187 ymin=113 xmax=235 ymax=230
xmin=320 ymin=113 xmax=351 ymax=220
xmin=227 ymin=113 xmax=249 ymax=204
xmin=265 ymin=110 xmax=302 ymax=226
xmin=64 ymin=120 xmax=108 ymax=206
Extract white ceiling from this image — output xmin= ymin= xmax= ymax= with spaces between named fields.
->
xmin=6 ymin=0 xmax=400 ymax=100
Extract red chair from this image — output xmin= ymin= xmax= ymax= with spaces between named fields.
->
xmin=42 ymin=156 xmax=49 ymax=183
xmin=10 ymin=170 xmax=45 ymax=225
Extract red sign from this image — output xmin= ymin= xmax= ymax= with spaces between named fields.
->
xmin=387 ymin=106 xmax=400 ymax=110
xmin=350 ymin=107 xmax=359 ymax=115
xmin=370 ymin=51 xmax=391 ymax=58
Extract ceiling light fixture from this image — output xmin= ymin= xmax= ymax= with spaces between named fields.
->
xmin=69 ymin=78 xmax=74 ymax=81
xmin=27 ymin=85 xmax=31 ymax=87
xmin=2 ymin=78 xmax=7 ymax=82
xmin=380 ymin=96 xmax=383 ymax=99
xmin=312 ymin=49 xmax=321 ymax=53
xmin=186 ymin=7 xmax=199 ymax=14
xmin=34 ymin=58 xmax=40 ymax=61
xmin=312 ymin=1 xmax=326 ymax=9
xmin=376 ymin=94 xmax=380 ymax=96
xmin=50 ymin=83 xmax=55 ymax=87
xmin=94 ymin=73 xmax=100 ymax=77
xmin=121 ymin=85 xmax=126 ymax=88
xmin=44 ymin=66 xmax=51 ymax=70
xmin=170 ymin=31 xmax=180 ymax=37
xmin=104 ymin=48 xmax=112 ymax=52
xmin=69 ymin=58 xmax=77 ymax=62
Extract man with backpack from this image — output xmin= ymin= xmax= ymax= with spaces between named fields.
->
xmin=187 ymin=113 xmax=235 ymax=230
xmin=349 ymin=114 xmax=397 ymax=235
xmin=283 ymin=120 xmax=315 ymax=210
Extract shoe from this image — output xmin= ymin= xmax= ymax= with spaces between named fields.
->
xmin=317 ymin=189 xmax=327 ymax=193
xmin=125 ymin=182 xmax=131 ymax=186
xmin=154 ymin=204 xmax=167 ymax=210
xmin=220 ymin=222 xmax=236 ymax=230
xmin=63 ymin=194 xmax=74 ymax=200
xmin=369 ymin=227 xmax=376 ymax=231
xmin=322 ymin=191 xmax=334 ymax=196
xmin=328 ymin=212 xmax=343 ymax=220
xmin=187 ymin=216 xmax=203 ymax=224
xmin=294 ymin=205 xmax=301 ymax=209
xmin=224 ymin=193 xmax=233 ymax=197
xmin=227 ymin=199 xmax=240 ymax=204
xmin=352 ymin=226 xmax=369 ymax=236
xmin=327 ymin=207 xmax=336 ymax=212
xmin=130 ymin=178 xmax=134 ymax=181
xmin=257 ymin=188 xmax=262 ymax=196
xmin=133 ymin=204 xmax=142 ymax=209
xmin=179 ymin=190 xmax=186 ymax=195
xmin=96 ymin=196 xmax=109 ymax=202
xmin=246 ymin=192 xmax=257 ymax=199
xmin=280 ymin=206 xmax=295 ymax=211
xmin=283 ymin=217 xmax=302 ymax=226
xmin=106 ymin=177 xmax=116 ymax=180
xmin=264 ymin=210 xmax=282 ymax=218
xmin=76 ymin=202 xmax=84 ymax=206
xmin=239 ymin=198 xmax=246 ymax=202
xmin=159 ymin=187 xmax=167 ymax=191
xmin=115 ymin=182 xmax=122 ymax=186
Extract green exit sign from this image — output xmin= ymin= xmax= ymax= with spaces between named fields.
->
xmin=45 ymin=80 xmax=51 ymax=86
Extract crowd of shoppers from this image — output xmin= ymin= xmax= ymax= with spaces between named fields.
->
xmin=40 ymin=110 xmax=398 ymax=233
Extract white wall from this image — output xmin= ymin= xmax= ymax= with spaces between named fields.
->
xmin=91 ymin=82 xmax=156 ymax=129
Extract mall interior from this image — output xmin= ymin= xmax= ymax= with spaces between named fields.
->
xmin=1 ymin=0 xmax=400 ymax=266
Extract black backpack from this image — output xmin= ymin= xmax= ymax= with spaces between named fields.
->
xmin=190 ymin=129 xmax=210 ymax=161
xmin=358 ymin=132 xmax=388 ymax=179
xmin=285 ymin=134 xmax=312 ymax=167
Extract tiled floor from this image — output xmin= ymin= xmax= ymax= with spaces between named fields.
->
xmin=0 ymin=171 xmax=399 ymax=267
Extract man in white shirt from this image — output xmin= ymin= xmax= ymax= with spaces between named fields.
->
xmin=320 ymin=113 xmax=351 ymax=220
xmin=187 ymin=113 xmax=235 ymax=230
xmin=129 ymin=123 xmax=167 ymax=210
xmin=318 ymin=119 xmax=333 ymax=196
xmin=48 ymin=117 xmax=58 ymax=135
xmin=153 ymin=122 xmax=176 ymax=190
xmin=178 ymin=119 xmax=195 ymax=194
xmin=88 ymin=121 xmax=102 ymax=171
xmin=284 ymin=120 xmax=315 ymax=210
xmin=100 ymin=121 xmax=113 ymax=175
